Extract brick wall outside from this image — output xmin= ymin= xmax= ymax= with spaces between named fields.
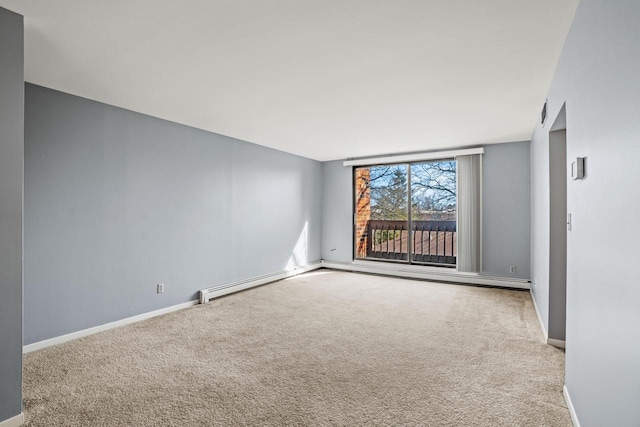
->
xmin=355 ymin=168 xmax=371 ymax=258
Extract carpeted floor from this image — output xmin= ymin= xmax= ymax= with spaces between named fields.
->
xmin=23 ymin=270 xmax=571 ymax=426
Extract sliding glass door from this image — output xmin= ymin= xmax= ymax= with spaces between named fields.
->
xmin=354 ymin=160 xmax=457 ymax=267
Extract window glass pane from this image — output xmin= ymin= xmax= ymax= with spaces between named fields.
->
xmin=355 ymin=165 xmax=408 ymax=261
xmin=410 ymin=161 xmax=457 ymax=265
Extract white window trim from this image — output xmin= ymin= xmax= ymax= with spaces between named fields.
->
xmin=343 ymin=147 xmax=484 ymax=167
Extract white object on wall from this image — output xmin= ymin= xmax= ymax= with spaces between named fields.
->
xmin=571 ymin=157 xmax=585 ymax=180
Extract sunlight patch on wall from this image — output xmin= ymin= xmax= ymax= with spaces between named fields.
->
xmin=286 ymin=222 xmax=308 ymax=271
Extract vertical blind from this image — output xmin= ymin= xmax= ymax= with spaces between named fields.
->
xmin=456 ymin=154 xmax=482 ymax=273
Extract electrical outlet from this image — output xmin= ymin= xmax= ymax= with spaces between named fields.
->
xmin=509 ymin=266 xmax=516 ymax=274
xmin=157 ymin=283 xmax=164 ymax=294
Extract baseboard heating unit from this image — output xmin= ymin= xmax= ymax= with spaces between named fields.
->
xmin=320 ymin=260 xmax=530 ymax=290
xmin=199 ymin=262 xmax=322 ymax=304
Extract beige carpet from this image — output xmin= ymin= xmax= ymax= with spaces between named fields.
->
xmin=24 ymin=270 xmax=571 ymax=426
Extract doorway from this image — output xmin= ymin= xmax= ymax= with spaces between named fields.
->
xmin=548 ymin=105 xmax=567 ymax=346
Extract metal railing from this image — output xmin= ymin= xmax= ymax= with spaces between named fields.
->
xmin=365 ymin=220 xmax=456 ymax=266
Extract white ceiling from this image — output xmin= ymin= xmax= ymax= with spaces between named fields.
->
xmin=1 ymin=0 xmax=578 ymax=161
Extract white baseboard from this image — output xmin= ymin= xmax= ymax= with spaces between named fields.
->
xmin=23 ymin=300 xmax=199 ymax=353
xmin=25 ymin=263 xmax=323 ymax=353
xmin=199 ymin=261 xmax=322 ymax=303
xmin=529 ymin=291 xmax=566 ymax=348
xmin=547 ymin=338 xmax=566 ymax=349
xmin=22 ymin=261 xmax=525 ymax=354
xmin=0 ymin=413 xmax=24 ymax=427
xmin=321 ymin=260 xmax=530 ymax=289
xmin=563 ymin=385 xmax=581 ymax=427
xmin=530 ymin=290 xmax=549 ymax=342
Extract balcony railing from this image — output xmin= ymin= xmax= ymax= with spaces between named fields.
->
xmin=365 ymin=220 xmax=456 ymax=266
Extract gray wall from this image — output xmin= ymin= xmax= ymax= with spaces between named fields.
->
xmin=24 ymin=84 xmax=322 ymax=344
xmin=321 ymin=141 xmax=531 ymax=280
xmin=0 ymin=7 xmax=23 ymax=423
xmin=321 ymin=160 xmax=353 ymax=262
xmin=530 ymin=1 xmax=640 ymax=424
xmin=482 ymin=141 xmax=530 ymax=279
